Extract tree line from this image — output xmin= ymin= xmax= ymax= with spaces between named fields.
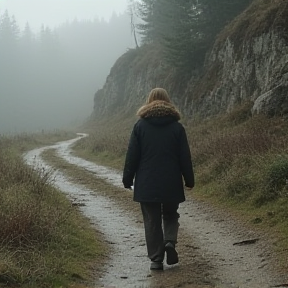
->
xmin=130 ymin=0 xmax=252 ymax=72
xmin=0 ymin=10 xmax=133 ymax=133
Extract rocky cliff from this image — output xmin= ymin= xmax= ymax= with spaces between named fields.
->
xmin=93 ymin=45 xmax=189 ymax=117
xmin=93 ymin=0 xmax=288 ymax=119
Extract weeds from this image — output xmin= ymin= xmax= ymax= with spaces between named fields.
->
xmin=78 ymin=105 xmax=288 ymax=213
xmin=255 ymin=155 xmax=288 ymax=206
xmin=0 ymin=132 xmax=105 ymax=288
xmin=74 ymin=115 xmax=134 ymax=169
xmin=191 ymin=113 xmax=288 ymax=205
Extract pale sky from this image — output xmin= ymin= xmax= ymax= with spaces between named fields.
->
xmin=0 ymin=0 xmax=129 ymax=31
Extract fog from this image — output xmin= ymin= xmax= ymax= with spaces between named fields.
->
xmin=0 ymin=8 xmax=134 ymax=134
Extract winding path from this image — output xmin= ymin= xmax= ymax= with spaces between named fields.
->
xmin=24 ymin=134 xmax=287 ymax=288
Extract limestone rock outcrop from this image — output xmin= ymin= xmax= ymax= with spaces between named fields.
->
xmin=93 ymin=1 xmax=288 ymax=119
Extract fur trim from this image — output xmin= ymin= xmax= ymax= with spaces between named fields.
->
xmin=137 ymin=100 xmax=181 ymax=120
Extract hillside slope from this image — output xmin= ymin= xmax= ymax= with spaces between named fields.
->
xmin=185 ymin=0 xmax=288 ymax=117
xmin=92 ymin=0 xmax=288 ymax=119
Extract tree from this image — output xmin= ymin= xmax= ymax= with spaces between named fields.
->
xmin=22 ymin=23 xmax=34 ymax=45
xmin=136 ymin=0 xmax=156 ymax=43
xmin=0 ymin=10 xmax=20 ymax=81
xmin=159 ymin=0 xmax=199 ymax=70
xmin=192 ymin=0 xmax=253 ymax=45
xmin=0 ymin=10 xmax=19 ymax=53
xmin=128 ymin=0 xmax=139 ymax=48
xmin=135 ymin=0 xmax=252 ymax=72
xmin=18 ymin=23 xmax=37 ymax=81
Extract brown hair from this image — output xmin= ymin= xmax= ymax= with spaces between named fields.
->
xmin=146 ymin=88 xmax=171 ymax=104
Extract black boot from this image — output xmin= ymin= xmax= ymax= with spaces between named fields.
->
xmin=165 ymin=242 xmax=178 ymax=265
xmin=150 ymin=261 xmax=163 ymax=270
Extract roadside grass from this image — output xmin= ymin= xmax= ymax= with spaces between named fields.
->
xmin=75 ymin=104 xmax=288 ymax=271
xmin=0 ymin=131 xmax=106 ymax=288
xmin=0 ymin=129 xmax=76 ymax=153
xmin=76 ymin=114 xmax=134 ymax=169
xmin=182 ymin=111 xmax=288 ymax=271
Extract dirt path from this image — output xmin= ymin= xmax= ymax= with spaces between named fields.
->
xmin=24 ymin=134 xmax=288 ymax=288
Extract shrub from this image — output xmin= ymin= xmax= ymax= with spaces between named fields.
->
xmin=254 ymin=156 xmax=288 ymax=206
xmin=225 ymin=173 xmax=255 ymax=200
xmin=0 ymin=159 xmax=71 ymax=247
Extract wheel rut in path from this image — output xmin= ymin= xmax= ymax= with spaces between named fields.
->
xmin=24 ymin=134 xmax=288 ymax=288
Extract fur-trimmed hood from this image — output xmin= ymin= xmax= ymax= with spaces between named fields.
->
xmin=137 ymin=100 xmax=181 ymax=121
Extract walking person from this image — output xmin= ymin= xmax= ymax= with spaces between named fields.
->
xmin=122 ymin=88 xmax=194 ymax=270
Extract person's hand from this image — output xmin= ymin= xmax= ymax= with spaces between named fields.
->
xmin=185 ymin=186 xmax=193 ymax=190
xmin=124 ymin=185 xmax=132 ymax=190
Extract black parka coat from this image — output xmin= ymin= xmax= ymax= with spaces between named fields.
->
xmin=122 ymin=100 xmax=194 ymax=203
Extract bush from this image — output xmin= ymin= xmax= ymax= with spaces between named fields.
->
xmin=0 ymin=146 xmax=72 ymax=247
xmin=254 ymin=156 xmax=288 ymax=206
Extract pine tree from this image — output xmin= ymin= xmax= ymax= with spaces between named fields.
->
xmin=135 ymin=0 xmax=252 ymax=72
xmin=192 ymin=0 xmax=253 ymax=45
xmin=159 ymin=0 xmax=198 ymax=69
xmin=0 ymin=10 xmax=20 ymax=79
xmin=0 ymin=10 xmax=19 ymax=53
xmin=22 ymin=23 xmax=34 ymax=45
xmin=136 ymin=0 xmax=156 ymax=43
xmin=127 ymin=0 xmax=139 ymax=48
xmin=19 ymin=23 xmax=36 ymax=73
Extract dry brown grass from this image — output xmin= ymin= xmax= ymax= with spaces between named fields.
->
xmin=0 ymin=132 xmax=105 ymax=288
xmin=215 ymin=0 xmax=288 ymax=51
xmin=79 ymin=100 xmax=288 ymax=209
xmin=76 ymin=103 xmax=288 ymax=272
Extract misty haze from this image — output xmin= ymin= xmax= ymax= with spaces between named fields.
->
xmin=0 ymin=10 xmax=134 ymax=134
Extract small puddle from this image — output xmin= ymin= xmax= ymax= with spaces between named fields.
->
xmin=24 ymin=134 xmax=151 ymax=288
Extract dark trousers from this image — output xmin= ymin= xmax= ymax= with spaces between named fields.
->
xmin=140 ymin=202 xmax=180 ymax=262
